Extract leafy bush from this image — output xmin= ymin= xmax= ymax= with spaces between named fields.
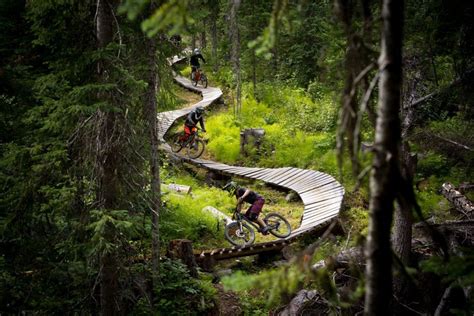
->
xmin=417 ymin=152 xmax=448 ymax=177
xmin=132 ymin=259 xmax=217 ymax=316
xmin=206 ymin=114 xmax=241 ymax=163
xmin=160 ymin=176 xmax=233 ymax=247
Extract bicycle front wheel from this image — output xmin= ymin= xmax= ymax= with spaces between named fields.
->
xmin=224 ymin=222 xmax=255 ymax=247
xmin=170 ymin=133 xmax=185 ymax=153
xmin=265 ymin=213 xmax=291 ymax=238
xmin=201 ymin=75 xmax=208 ymax=88
xmin=186 ymin=138 xmax=205 ymax=159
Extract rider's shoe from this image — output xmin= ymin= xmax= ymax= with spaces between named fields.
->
xmin=261 ymin=226 xmax=270 ymax=235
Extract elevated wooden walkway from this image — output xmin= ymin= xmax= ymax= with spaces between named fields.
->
xmin=159 ymin=56 xmax=345 ymax=263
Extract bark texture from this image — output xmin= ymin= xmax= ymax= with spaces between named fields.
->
xmin=167 ymin=239 xmax=198 ymax=278
xmin=364 ymin=0 xmax=404 ymax=314
xmin=441 ymin=182 xmax=474 ymax=217
xmin=210 ymin=0 xmax=219 ymax=72
xmin=144 ymin=5 xmax=162 ymax=289
xmin=96 ymin=0 xmax=119 ymax=314
xmin=229 ymin=0 xmax=241 ymax=117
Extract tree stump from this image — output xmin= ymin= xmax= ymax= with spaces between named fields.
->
xmin=240 ymin=128 xmax=265 ymax=156
xmin=167 ymin=239 xmax=198 ymax=278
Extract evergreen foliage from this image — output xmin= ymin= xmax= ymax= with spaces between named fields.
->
xmin=1 ymin=0 xmax=473 ymax=313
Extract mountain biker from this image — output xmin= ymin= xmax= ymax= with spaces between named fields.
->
xmin=223 ymin=181 xmax=270 ymax=234
xmin=190 ymin=48 xmax=205 ymax=80
xmin=183 ymin=106 xmax=206 ymax=141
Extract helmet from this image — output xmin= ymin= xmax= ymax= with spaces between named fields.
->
xmin=195 ymin=106 xmax=204 ymax=114
xmin=194 ymin=48 xmax=201 ymax=54
xmin=223 ymin=181 xmax=238 ymax=196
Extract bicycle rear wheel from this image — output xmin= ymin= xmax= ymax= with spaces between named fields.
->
xmin=170 ymin=133 xmax=185 ymax=153
xmin=186 ymin=138 xmax=205 ymax=159
xmin=265 ymin=213 xmax=291 ymax=238
xmin=225 ymin=222 xmax=255 ymax=247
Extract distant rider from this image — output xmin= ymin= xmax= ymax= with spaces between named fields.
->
xmin=223 ymin=181 xmax=270 ymax=234
xmin=183 ymin=106 xmax=206 ymax=141
xmin=190 ymin=48 xmax=206 ymax=80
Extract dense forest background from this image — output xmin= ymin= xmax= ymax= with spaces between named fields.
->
xmin=1 ymin=0 xmax=473 ymax=315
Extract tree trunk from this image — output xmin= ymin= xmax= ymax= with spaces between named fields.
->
xmin=167 ymin=239 xmax=198 ymax=278
xmin=392 ymin=142 xmax=416 ymax=303
xmin=191 ymin=33 xmax=196 ymax=51
xmin=96 ymin=0 xmax=119 ymax=315
xmin=210 ymin=1 xmax=219 ymax=72
xmin=364 ymin=0 xmax=404 ymax=314
xmin=229 ymin=0 xmax=241 ymax=118
xmin=200 ymin=29 xmax=206 ymax=49
xmin=144 ymin=9 xmax=162 ymax=291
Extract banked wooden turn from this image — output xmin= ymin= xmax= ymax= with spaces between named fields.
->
xmin=159 ymin=56 xmax=345 ymax=263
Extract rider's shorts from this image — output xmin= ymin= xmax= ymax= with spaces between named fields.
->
xmin=245 ymin=197 xmax=265 ymax=220
xmin=184 ymin=125 xmax=197 ymax=136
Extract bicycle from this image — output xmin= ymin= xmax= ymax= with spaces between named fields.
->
xmin=224 ymin=208 xmax=292 ymax=247
xmin=170 ymin=128 xmax=206 ymax=159
xmin=191 ymin=67 xmax=208 ymax=88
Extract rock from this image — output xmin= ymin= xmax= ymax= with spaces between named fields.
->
xmin=285 ymin=191 xmax=300 ymax=202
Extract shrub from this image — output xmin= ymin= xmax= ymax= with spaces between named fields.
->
xmin=206 ymin=114 xmax=241 ymax=163
xmin=132 ymin=259 xmax=217 ymax=316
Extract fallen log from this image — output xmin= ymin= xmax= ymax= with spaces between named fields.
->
xmin=312 ymin=247 xmax=365 ymax=271
xmin=440 ymin=182 xmax=474 ymax=218
xmin=202 ymin=206 xmax=232 ymax=224
xmin=166 ymin=183 xmax=192 ymax=194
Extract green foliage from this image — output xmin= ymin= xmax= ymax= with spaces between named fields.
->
xmin=160 ymin=175 xmax=233 ymax=247
xmin=421 ymin=252 xmax=474 ymax=286
xmin=88 ymin=209 xmax=141 ymax=256
xmin=340 ymin=207 xmax=369 ymax=239
xmin=132 ymin=258 xmax=217 ymax=315
xmin=222 ymin=266 xmax=306 ymax=309
xmin=206 ymin=114 xmax=241 ymax=163
xmin=417 ymin=152 xmax=448 ymax=177
xmin=205 ymin=83 xmax=339 ymax=170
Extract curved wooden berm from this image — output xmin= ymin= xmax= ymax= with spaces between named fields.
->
xmin=159 ymin=56 xmax=345 ymax=265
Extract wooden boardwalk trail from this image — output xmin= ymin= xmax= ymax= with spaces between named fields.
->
xmin=159 ymin=56 xmax=345 ymax=264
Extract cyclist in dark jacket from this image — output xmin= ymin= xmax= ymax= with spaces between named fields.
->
xmin=224 ymin=181 xmax=269 ymax=234
xmin=190 ymin=48 xmax=205 ymax=80
xmin=183 ymin=106 xmax=206 ymax=140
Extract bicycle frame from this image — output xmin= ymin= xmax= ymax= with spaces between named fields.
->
xmin=181 ymin=128 xmax=201 ymax=147
xmin=233 ymin=211 xmax=261 ymax=232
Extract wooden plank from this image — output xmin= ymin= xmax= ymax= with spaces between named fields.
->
xmin=244 ymin=169 xmax=273 ymax=179
xmin=258 ymin=169 xmax=280 ymax=182
xmin=231 ymin=168 xmax=263 ymax=176
xmin=302 ymin=205 xmax=341 ymax=222
xmin=276 ymin=169 xmax=313 ymax=187
xmin=288 ymin=174 xmax=334 ymax=191
xmin=301 ymin=205 xmax=341 ymax=223
xmin=302 ymin=187 xmax=344 ymax=201
xmin=284 ymin=170 xmax=328 ymax=190
xmin=266 ymin=167 xmax=301 ymax=185
xmin=299 ymin=189 xmax=342 ymax=205
xmin=300 ymin=214 xmax=338 ymax=229
xmin=303 ymin=196 xmax=344 ymax=212
xmin=263 ymin=168 xmax=293 ymax=182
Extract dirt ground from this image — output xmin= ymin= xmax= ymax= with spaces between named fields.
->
xmin=213 ymin=284 xmax=243 ymax=315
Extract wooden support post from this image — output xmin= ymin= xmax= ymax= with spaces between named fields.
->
xmin=167 ymin=239 xmax=199 ymax=277
xmin=196 ymin=255 xmax=217 ymax=272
